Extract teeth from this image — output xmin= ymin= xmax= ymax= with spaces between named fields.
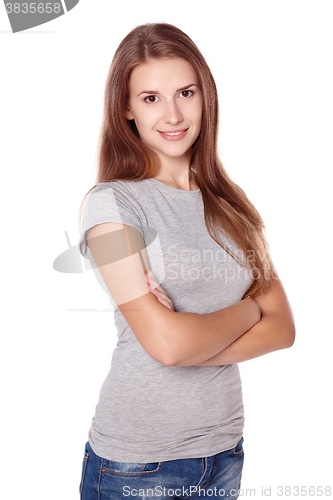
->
xmin=164 ymin=131 xmax=184 ymax=136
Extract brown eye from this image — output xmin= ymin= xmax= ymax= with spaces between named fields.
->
xmin=144 ymin=95 xmax=158 ymax=103
xmin=179 ymin=90 xmax=194 ymax=98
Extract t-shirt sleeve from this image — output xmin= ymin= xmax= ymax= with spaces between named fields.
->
xmin=79 ymin=183 xmax=144 ymax=262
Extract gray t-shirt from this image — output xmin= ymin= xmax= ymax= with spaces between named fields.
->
xmin=79 ymin=178 xmax=253 ymax=463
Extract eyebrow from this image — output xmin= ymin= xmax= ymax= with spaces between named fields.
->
xmin=138 ymin=83 xmax=198 ymax=96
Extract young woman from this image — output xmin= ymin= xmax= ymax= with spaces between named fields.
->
xmin=78 ymin=23 xmax=295 ymax=499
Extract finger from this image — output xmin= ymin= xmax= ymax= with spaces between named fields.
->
xmin=147 ymin=271 xmax=159 ymax=289
xmin=157 ymin=296 xmax=173 ymax=310
xmin=158 ymin=295 xmax=175 ymax=311
xmin=146 ymin=279 xmax=174 ymax=311
xmin=147 ymin=270 xmax=160 ymax=285
xmin=147 ymin=272 xmax=164 ymax=292
xmin=146 ymin=273 xmax=173 ymax=307
xmin=148 ymin=283 xmax=168 ymax=301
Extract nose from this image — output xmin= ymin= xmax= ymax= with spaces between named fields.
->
xmin=163 ymin=99 xmax=183 ymax=125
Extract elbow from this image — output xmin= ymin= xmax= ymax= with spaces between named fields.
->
xmin=283 ymin=322 xmax=296 ymax=349
xmin=288 ymin=325 xmax=296 ymax=348
xmin=143 ymin=311 xmax=192 ymax=367
xmin=152 ymin=344 xmax=187 ymax=367
xmin=144 ymin=347 xmax=175 ymax=367
xmin=156 ymin=349 xmax=183 ymax=367
xmin=161 ymin=351 xmax=194 ymax=367
xmin=143 ymin=339 xmax=182 ymax=367
xmin=160 ymin=357 xmax=178 ymax=367
xmin=152 ymin=355 xmax=179 ymax=367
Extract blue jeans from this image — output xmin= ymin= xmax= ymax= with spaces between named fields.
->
xmin=79 ymin=438 xmax=244 ymax=499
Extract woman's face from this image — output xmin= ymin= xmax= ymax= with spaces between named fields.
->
xmin=126 ymin=58 xmax=203 ymax=166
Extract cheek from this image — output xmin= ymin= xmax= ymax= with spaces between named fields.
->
xmin=194 ymin=109 xmax=203 ymax=131
xmin=133 ymin=107 xmax=159 ymax=130
xmin=190 ymin=101 xmax=203 ymax=127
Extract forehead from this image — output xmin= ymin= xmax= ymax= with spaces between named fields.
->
xmin=128 ymin=58 xmax=199 ymax=92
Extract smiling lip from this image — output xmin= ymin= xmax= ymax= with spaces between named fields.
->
xmin=158 ymin=128 xmax=189 ymax=141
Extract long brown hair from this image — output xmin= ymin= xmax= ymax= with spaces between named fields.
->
xmin=78 ymin=22 xmax=275 ymax=298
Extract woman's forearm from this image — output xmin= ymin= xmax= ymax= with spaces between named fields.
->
xmin=143 ymin=265 xmax=294 ymax=367
xmin=89 ymin=226 xmax=263 ymax=367
xmin=192 ymin=278 xmax=296 ymax=366
xmin=194 ymin=312 xmax=295 ymax=366
xmin=165 ymin=298 xmax=261 ymax=366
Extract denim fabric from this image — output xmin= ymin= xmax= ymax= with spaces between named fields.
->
xmin=79 ymin=438 xmax=244 ymax=499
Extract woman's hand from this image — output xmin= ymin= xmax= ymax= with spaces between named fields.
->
xmin=144 ymin=271 xmax=175 ymax=311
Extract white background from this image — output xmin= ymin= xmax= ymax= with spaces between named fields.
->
xmin=1 ymin=1 xmax=332 ymax=498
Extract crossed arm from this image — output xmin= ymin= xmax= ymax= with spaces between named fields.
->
xmin=146 ymin=269 xmax=295 ymax=367
xmin=191 ymin=276 xmax=295 ymax=366
xmin=87 ymin=222 xmax=295 ymax=367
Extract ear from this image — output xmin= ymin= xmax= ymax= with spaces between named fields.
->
xmin=125 ymin=108 xmax=134 ymax=120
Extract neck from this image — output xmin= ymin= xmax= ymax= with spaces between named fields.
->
xmin=153 ymin=153 xmax=197 ymax=191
